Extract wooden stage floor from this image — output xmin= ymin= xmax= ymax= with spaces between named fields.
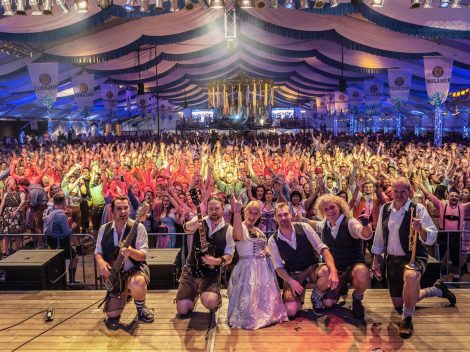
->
xmin=0 ymin=289 xmax=469 ymax=352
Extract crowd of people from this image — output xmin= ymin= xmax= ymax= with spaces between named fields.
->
xmin=0 ymin=129 xmax=468 ymax=337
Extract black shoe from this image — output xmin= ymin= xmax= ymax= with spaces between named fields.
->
xmin=312 ymin=305 xmax=326 ymax=317
xmin=398 ymin=316 xmax=413 ymax=339
xmin=434 ymin=279 xmax=457 ymax=306
xmin=137 ymin=306 xmax=155 ymax=323
xmin=105 ymin=316 xmax=121 ymax=330
xmin=352 ymin=299 xmax=365 ymax=320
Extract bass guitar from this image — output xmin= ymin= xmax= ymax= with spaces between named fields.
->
xmin=103 ymin=201 xmax=149 ymax=296
xmin=189 ymin=188 xmax=216 ymax=278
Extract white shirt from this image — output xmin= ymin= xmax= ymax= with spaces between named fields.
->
xmin=268 ymin=222 xmax=328 ymax=270
xmin=95 ymin=220 xmax=149 ymax=271
xmin=315 ymin=214 xmax=368 ymax=241
xmin=372 ymin=199 xmax=437 ymax=256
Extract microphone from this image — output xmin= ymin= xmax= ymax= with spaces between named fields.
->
xmin=45 ymin=306 xmax=54 ymax=322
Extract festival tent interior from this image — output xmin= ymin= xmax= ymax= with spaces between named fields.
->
xmin=0 ymin=0 xmax=469 ymax=142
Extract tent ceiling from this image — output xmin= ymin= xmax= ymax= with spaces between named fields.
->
xmin=0 ymin=0 xmax=469 ymax=121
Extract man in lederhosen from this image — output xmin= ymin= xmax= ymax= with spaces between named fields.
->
xmin=176 ymin=196 xmax=235 ymax=316
xmin=372 ymin=177 xmax=455 ymax=339
xmin=267 ymin=202 xmax=339 ymax=318
xmin=95 ymin=195 xmax=154 ymax=329
xmin=307 ymin=194 xmax=373 ymax=319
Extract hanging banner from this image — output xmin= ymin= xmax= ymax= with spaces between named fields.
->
xmin=364 ymin=80 xmax=383 ymax=116
xmin=100 ymin=83 xmax=118 ymax=112
xmin=334 ymin=91 xmax=349 ymax=114
xmin=72 ymin=74 xmax=95 ymax=116
xmin=125 ymin=87 xmax=132 ymax=113
xmin=136 ymin=93 xmax=150 ymax=117
xmin=27 ymin=62 xmax=59 ymax=109
xmin=326 ymin=94 xmax=335 ymax=116
xmin=316 ymin=96 xmax=327 ymax=116
xmin=347 ymin=87 xmax=363 ymax=108
xmin=150 ymin=95 xmax=158 ymax=118
xmin=388 ymin=69 xmax=411 ymax=108
xmin=424 ymin=56 xmax=453 ymax=106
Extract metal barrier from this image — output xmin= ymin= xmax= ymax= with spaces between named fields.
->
xmin=435 ymin=230 xmax=470 ymax=286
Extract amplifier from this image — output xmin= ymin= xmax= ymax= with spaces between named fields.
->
xmin=0 ymin=250 xmax=66 ymax=290
xmin=147 ymin=248 xmax=181 ymax=290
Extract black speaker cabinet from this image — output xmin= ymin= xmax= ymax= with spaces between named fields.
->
xmin=147 ymin=248 xmax=181 ymax=290
xmin=421 ymin=256 xmax=441 ymax=288
xmin=0 ymin=250 xmax=66 ymax=290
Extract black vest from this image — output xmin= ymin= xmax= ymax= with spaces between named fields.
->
xmin=323 ymin=216 xmax=364 ymax=272
xmin=382 ymin=201 xmax=428 ymax=261
xmin=100 ymin=220 xmax=148 ymax=273
xmin=274 ymin=223 xmax=319 ymax=272
xmin=186 ymin=220 xmax=229 ymax=273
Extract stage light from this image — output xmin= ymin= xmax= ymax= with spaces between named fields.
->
xmin=329 ymin=0 xmax=338 ymax=7
xmin=370 ymin=0 xmax=383 ymax=7
xmin=185 ymin=0 xmax=194 ymax=9
xmin=410 ymin=0 xmax=420 ymax=8
xmin=123 ymin=0 xmax=135 ymax=11
xmin=440 ymin=0 xmax=449 ymax=7
xmin=16 ymin=0 xmax=27 ymax=14
xmin=140 ymin=0 xmax=150 ymax=11
xmin=422 ymin=0 xmax=432 ymax=7
xmin=56 ymin=0 xmax=71 ymax=12
xmin=43 ymin=0 xmax=53 ymax=14
xmin=155 ymin=0 xmax=164 ymax=9
xmin=451 ymin=0 xmax=460 ymax=7
xmin=210 ymin=0 xmax=224 ymax=8
xmin=255 ymin=0 xmax=266 ymax=8
xmin=240 ymin=0 xmax=253 ymax=7
xmin=30 ymin=0 xmax=43 ymax=15
xmin=2 ymin=0 xmax=15 ymax=15
xmin=170 ymin=0 xmax=179 ymax=11
xmin=270 ymin=0 xmax=278 ymax=7
xmin=299 ymin=0 xmax=309 ymax=9
xmin=314 ymin=0 xmax=324 ymax=9
xmin=285 ymin=0 xmax=294 ymax=8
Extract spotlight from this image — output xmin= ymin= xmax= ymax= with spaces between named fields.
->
xmin=16 ymin=0 xmax=27 ymax=14
xmin=43 ymin=0 xmax=53 ymax=14
xmin=170 ymin=0 xmax=179 ymax=10
xmin=123 ymin=0 xmax=135 ymax=11
xmin=74 ymin=0 xmax=88 ymax=11
xmin=240 ymin=0 xmax=253 ymax=7
xmin=30 ymin=0 xmax=43 ymax=15
xmin=410 ymin=0 xmax=420 ymax=8
xmin=439 ymin=0 xmax=449 ymax=7
xmin=314 ymin=0 xmax=324 ymax=9
xmin=329 ymin=0 xmax=338 ymax=7
xmin=422 ymin=0 xmax=432 ymax=7
xmin=351 ymin=0 xmax=362 ymax=6
xmin=140 ymin=0 xmax=150 ymax=11
xmin=270 ymin=0 xmax=278 ymax=7
xmin=2 ymin=0 xmax=15 ymax=15
xmin=155 ymin=0 xmax=164 ymax=9
xmin=285 ymin=0 xmax=294 ymax=8
xmin=450 ymin=0 xmax=460 ymax=7
xmin=185 ymin=0 xmax=194 ymax=9
xmin=370 ymin=0 xmax=383 ymax=7
xmin=255 ymin=0 xmax=265 ymax=8
xmin=300 ymin=0 xmax=309 ymax=9
xmin=56 ymin=0 xmax=71 ymax=12
xmin=210 ymin=0 xmax=224 ymax=7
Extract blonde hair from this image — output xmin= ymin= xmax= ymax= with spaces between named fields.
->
xmin=314 ymin=194 xmax=350 ymax=220
xmin=244 ymin=200 xmax=261 ymax=214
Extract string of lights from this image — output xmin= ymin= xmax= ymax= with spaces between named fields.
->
xmin=0 ymin=41 xmax=33 ymax=58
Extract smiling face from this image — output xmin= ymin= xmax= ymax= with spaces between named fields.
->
xmin=274 ymin=204 xmax=292 ymax=229
xmin=321 ymin=201 xmax=341 ymax=223
xmin=244 ymin=204 xmax=261 ymax=227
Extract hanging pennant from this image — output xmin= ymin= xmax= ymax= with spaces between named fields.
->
xmin=27 ymin=62 xmax=59 ymax=109
xmin=423 ymin=56 xmax=453 ymax=106
xmin=364 ymin=80 xmax=383 ymax=116
xmin=316 ymin=96 xmax=328 ymax=116
xmin=100 ymin=83 xmax=118 ymax=113
xmin=72 ymin=74 xmax=95 ymax=116
xmin=126 ymin=86 xmax=133 ymax=113
xmin=137 ymin=93 xmax=150 ymax=117
xmin=347 ymin=87 xmax=363 ymax=109
xmin=334 ymin=91 xmax=349 ymax=114
xmin=388 ymin=69 xmax=412 ymax=108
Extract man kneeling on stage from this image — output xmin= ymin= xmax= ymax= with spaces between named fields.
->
xmin=307 ymin=194 xmax=373 ymax=319
xmin=95 ymin=195 xmax=154 ymax=329
xmin=372 ymin=178 xmax=455 ymax=339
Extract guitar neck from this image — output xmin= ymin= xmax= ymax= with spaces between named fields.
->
xmin=110 ymin=220 xmax=139 ymax=274
xmin=196 ymin=205 xmax=209 ymax=250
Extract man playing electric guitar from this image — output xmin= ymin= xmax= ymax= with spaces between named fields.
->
xmin=176 ymin=195 xmax=235 ymax=316
xmin=95 ymin=195 xmax=154 ymax=329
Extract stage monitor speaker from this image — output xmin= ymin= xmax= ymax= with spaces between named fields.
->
xmin=0 ymin=250 xmax=66 ymax=290
xmin=147 ymin=248 xmax=181 ymax=290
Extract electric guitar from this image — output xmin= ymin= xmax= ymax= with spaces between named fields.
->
xmin=189 ymin=188 xmax=216 ymax=278
xmin=103 ymin=201 xmax=149 ymax=296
